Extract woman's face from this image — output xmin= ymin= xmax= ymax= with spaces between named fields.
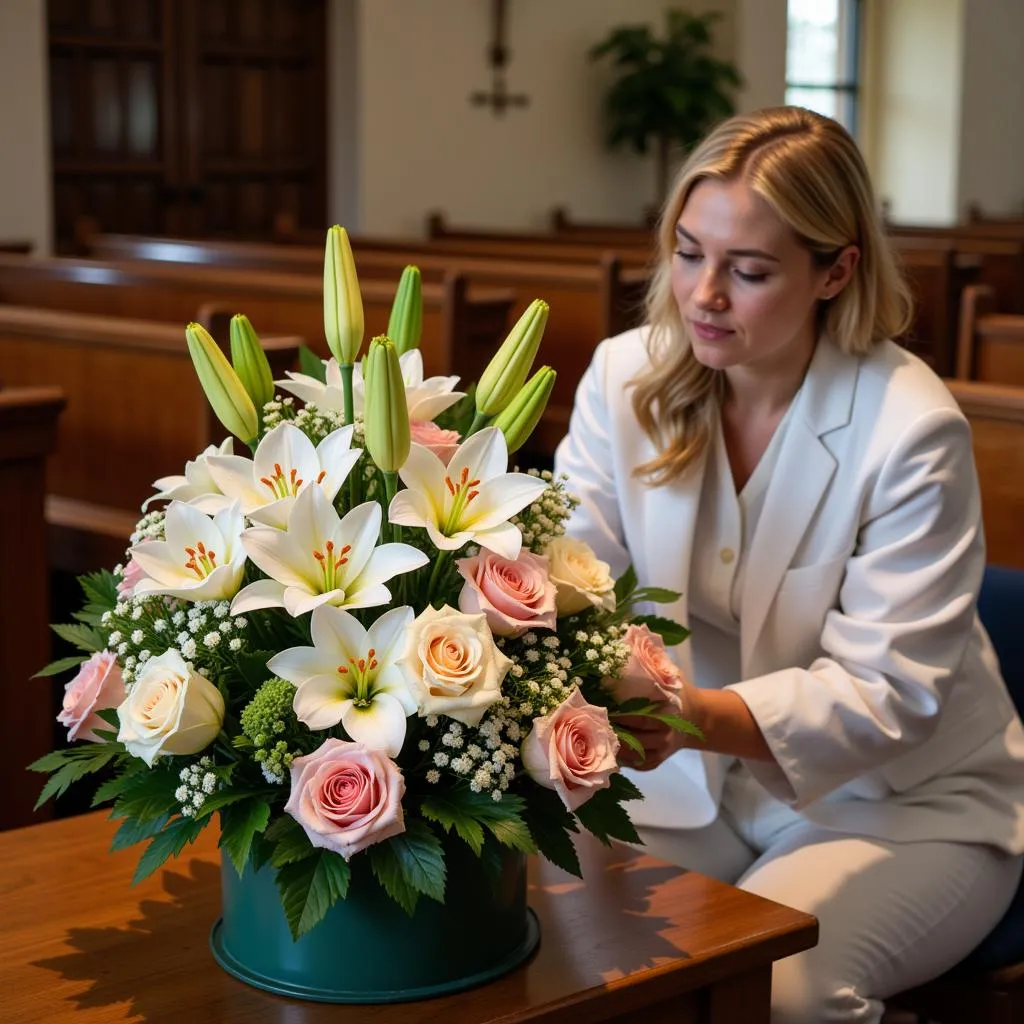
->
xmin=671 ymin=177 xmax=854 ymax=379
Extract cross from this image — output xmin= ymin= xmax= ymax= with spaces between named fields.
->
xmin=470 ymin=0 xmax=529 ymax=116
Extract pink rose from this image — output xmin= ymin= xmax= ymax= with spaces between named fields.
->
xmin=612 ymin=624 xmax=686 ymax=711
xmin=117 ymin=555 xmax=150 ymax=597
xmin=57 ymin=651 xmax=126 ymax=742
xmin=456 ymin=550 xmax=557 ymax=637
xmin=284 ymin=738 xmax=406 ymax=860
xmin=410 ymin=419 xmax=461 ymax=465
xmin=521 ymin=689 xmax=620 ymax=811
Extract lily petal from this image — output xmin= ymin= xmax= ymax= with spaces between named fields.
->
xmin=340 ymin=692 xmax=408 ymax=756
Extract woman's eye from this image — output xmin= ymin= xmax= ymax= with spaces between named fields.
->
xmin=673 ymin=250 xmax=702 ymax=263
xmin=735 ymin=269 xmax=768 ymax=283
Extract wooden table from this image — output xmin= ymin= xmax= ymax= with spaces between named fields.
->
xmin=0 ymin=811 xmax=817 ymax=1023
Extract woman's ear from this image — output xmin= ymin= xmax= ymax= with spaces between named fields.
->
xmin=819 ymin=245 xmax=860 ymax=300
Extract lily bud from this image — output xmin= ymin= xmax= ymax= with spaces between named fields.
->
xmin=475 ymin=299 xmax=549 ymax=417
xmin=492 ymin=366 xmax=556 ymax=454
xmin=363 ymin=336 xmax=411 ymax=472
xmin=185 ymin=322 xmax=259 ymax=446
xmin=229 ymin=314 xmax=274 ymax=412
xmin=387 ymin=265 xmax=423 ymax=355
xmin=323 ymin=225 xmax=364 ymax=365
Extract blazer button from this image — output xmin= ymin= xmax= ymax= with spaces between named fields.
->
xmin=719 ymin=547 xmax=735 ymax=565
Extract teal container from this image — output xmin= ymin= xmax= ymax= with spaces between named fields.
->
xmin=210 ymin=840 xmax=540 ymax=1003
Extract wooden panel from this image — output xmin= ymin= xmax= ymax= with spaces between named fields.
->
xmin=0 ymin=386 xmax=66 ymax=831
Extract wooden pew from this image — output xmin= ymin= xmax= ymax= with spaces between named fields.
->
xmin=955 ymin=284 xmax=1024 ymax=385
xmin=83 ymin=235 xmax=649 ymax=413
xmin=0 ymin=385 xmax=65 ymax=829
xmin=0 ymin=255 xmax=513 ymax=377
xmin=0 ymin=306 xmax=300 ymax=572
xmin=946 ymin=379 xmax=1024 ymax=570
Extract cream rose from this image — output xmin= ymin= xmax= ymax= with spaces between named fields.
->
xmin=544 ymin=537 xmax=616 ymax=616
xmin=456 ymin=550 xmax=557 ymax=637
xmin=401 ymin=605 xmax=512 ymax=725
xmin=612 ymin=624 xmax=687 ymax=711
xmin=57 ymin=651 xmax=126 ymax=742
xmin=284 ymin=738 xmax=405 ymax=860
xmin=521 ymin=689 xmax=621 ymax=811
xmin=409 ymin=419 xmax=461 ymax=465
xmin=116 ymin=649 xmax=225 ymax=766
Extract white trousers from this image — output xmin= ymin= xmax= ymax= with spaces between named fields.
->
xmin=633 ymin=766 xmax=1023 ymax=1024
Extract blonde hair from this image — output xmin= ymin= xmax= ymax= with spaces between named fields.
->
xmin=632 ymin=106 xmax=913 ymax=485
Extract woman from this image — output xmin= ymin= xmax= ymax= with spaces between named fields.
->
xmin=554 ymin=106 xmax=1024 ymax=1023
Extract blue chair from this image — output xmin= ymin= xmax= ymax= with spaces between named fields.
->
xmin=890 ymin=565 xmax=1024 ymax=1023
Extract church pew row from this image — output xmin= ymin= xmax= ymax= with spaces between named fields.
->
xmin=0 ymin=255 xmax=513 ymax=379
xmin=82 ymin=235 xmax=650 ymax=412
xmin=0 ymin=385 xmax=65 ymax=829
xmin=0 ymin=306 xmax=300 ymax=570
xmin=956 ymin=284 xmax=1024 ymax=385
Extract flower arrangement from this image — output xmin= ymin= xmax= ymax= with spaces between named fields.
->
xmin=31 ymin=227 xmax=696 ymax=941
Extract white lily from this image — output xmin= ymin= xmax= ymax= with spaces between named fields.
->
xmin=143 ymin=437 xmax=234 ymax=513
xmin=231 ymin=484 xmax=428 ymax=617
xmin=129 ymin=500 xmax=247 ymax=602
xmin=268 ymin=604 xmax=417 ymax=756
xmin=205 ymin=421 xmax=360 ymax=529
xmin=388 ymin=426 xmax=547 ymax=559
xmin=276 ymin=350 xmax=464 ymax=422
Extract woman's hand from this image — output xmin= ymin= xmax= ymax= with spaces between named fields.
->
xmin=616 ymin=675 xmax=702 ymax=771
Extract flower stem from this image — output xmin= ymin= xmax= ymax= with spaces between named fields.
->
xmin=340 ymin=363 xmax=359 ymax=510
xmin=426 ymin=550 xmax=450 ymax=605
xmin=464 ymin=409 xmax=491 ymax=438
xmin=383 ymin=471 xmax=401 ymax=544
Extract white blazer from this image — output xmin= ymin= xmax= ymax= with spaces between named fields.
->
xmin=555 ymin=327 xmax=1024 ymax=852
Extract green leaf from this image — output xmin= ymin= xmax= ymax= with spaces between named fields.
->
xmin=614 ymin=563 xmax=638 ymax=605
xmin=650 ymin=712 xmax=705 ymax=740
xmin=369 ymin=822 xmax=447 ymax=915
xmin=79 ymin=569 xmax=120 ymax=608
xmin=50 ymin=622 xmax=107 ymax=654
xmin=521 ymin=787 xmax=581 ymax=878
xmin=297 ymin=343 xmax=328 ymax=383
xmin=631 ymin=587 xmax=683 ymax=605
xmin=420 ymin=795 xmax=486 ymax=855
xmin=219 ymin=799 xmax=272 ymax=875
xmin=111 ymin=765 xmax=183 ymax=823
xmin=574 ymin=786 xmax=641 ymax=847
xmin=614 ymin=727 xmax=646 ymax=759
xmin=266 ymin=814 xmax=315 ymax=867
xmin=195 ymin=786 xmax=274 ymax=820
xmin=92 ymin=765 xmax=145 ymax=806
xmin=629 ymin=614 xmax=690 ymax=646
xmin=31 ymin=744 xmax=121 ymax=809
xmin=233 ymin=650 xmax=277 ymax=691
xmin=276 ymin=849 xmax=351 ymax=939
xmin=110 ymin=812 xmax=171 ymax=851
xmin=608 ymin=771 xmax=644 ymax=803
xmin=132 ymin=815 xmax=207 ymax=884
xmin=32 ymin=655 xmax=87 ymax=679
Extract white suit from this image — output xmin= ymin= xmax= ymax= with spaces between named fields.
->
xmin=555 ymin=326 xmax=1024 ymax=850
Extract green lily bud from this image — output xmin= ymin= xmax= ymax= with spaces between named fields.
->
xmin=387 ymin=265 xmax=423 ymax=355
xmin=323 ymin=225 xmax=364 ymax=365
xmin=363 ymin=335 xmax=411 ymax=472
xmin=229 ymin=314 xmax=274 ymax=412
xmin=492 ymin=365 xmax=556 ymax=454
xmin=475 ymin=299 xmax=549 ymax=417
xmin=186 ymin=322 xmax=259 ymax=446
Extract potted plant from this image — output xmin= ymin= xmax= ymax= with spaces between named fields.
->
xmin=589 ymin=9 xmax=742 ymax=211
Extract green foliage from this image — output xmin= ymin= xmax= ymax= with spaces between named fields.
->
xmin=420 ymin=788 xmax=535 ymax=857
xmin=629 ymin=614 xmax=690 ymax=646
xmin=32 ymin=655 xmax=87 ymax=679
xmin=521 ymin=787 xmax=582 ymax=878
xmin=219 ymin=798 xmax=272 ymax=875
xmin=50 ymin=622 xmax=108 ymax=654
xmin=573 ymin=774 xmax=644 ymax=847
xmin=276 ymin=849 xmax=351 ymax=940
xmin=28 ymin=743 xmax=123 ymax=809
xmin=132 ymin=815 xmax=206 ymax=884
xmin=589 ymin=9 xmax=741 ymax=200
xmin=369 ymin=820 xmax=446 ymax=914
xmin=297 ymin=343 xmax=328 ymax=383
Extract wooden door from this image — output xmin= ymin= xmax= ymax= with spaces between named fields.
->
xmin=48 ymin=0 xmax=177 ymax=252
xmin=47 ymin=0 xmax=326 ymax=250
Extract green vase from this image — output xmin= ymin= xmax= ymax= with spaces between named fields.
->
xmin=210 ymin=839 xmax=540 ymax=1003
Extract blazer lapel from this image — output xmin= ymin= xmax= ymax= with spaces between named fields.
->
xmin=740 ymin=340 xmax=859 ymax=671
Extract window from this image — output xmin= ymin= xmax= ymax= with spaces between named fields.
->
xmin=785 ymin=0 xmax=861 ymax=134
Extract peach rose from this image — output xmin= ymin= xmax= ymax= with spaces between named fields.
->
xmin=456 ymin=550 xmax=557 ymax=637
xmin=57 ymin=651 xmax=126 ymax=742
xmin=409 ymin=420 xmax=460 ymax=465
xmin=544 ymin=537 xmax=616 ymax=616
xmin=400 ymin=605 xmax=512 ymax=726
xmin=521 ymin=689 xmax=620 ymax=811
xmin=284 ymin=738 xmax=405 ymax=860
xmin=116 ymin=649 xmax=225 ymax=766
xmin=611 ymin=624 xmax=687 ymax=711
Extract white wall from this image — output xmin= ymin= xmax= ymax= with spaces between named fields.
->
xmin=734 ymin=0 xmax=787 ymax=113
xmin=327 ymin=0 xmax=359 ymax=228
xmin=957 ymin=0 xmax=1024 ymax=218
xmin=355 ymin=0 xmax=737 ymax=236
xmin=863 ymin=0 xmax=963 ymax=225
xmin=0 ymin=0 xmax=51 ymax=254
